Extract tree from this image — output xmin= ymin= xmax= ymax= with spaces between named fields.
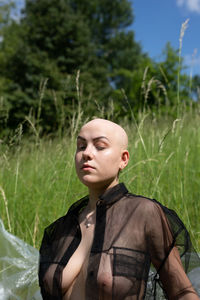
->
xmin=191 ymin=74 xmax=200 ymax=101
xmin=0 ymin=0 xmax=144 ymax=134
xmin=110 ymin=42 xmax=193 ymax=120
xmin=0 ymin=1 xmax=14 ymax=29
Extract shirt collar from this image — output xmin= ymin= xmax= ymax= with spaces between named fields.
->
xmin=69 ymin=182 xmax=128 ymax=216
xmin=98 ymin=182 xmax=128 ymax=206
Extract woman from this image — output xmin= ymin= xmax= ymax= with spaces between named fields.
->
xmin=39 ymin=118 xmax=200 ymax=299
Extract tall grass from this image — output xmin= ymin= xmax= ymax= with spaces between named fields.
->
xmin=0 ymin=105 xmax=200 ymax=251
xmin=0 ymin=19 xmax=199 ymax=253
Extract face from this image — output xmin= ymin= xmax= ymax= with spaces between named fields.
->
xmin=75 ymin=120 xmax=129 ymax=192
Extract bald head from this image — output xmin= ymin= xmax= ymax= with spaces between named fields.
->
xmin=80 ymin=118 xmax=128 ymax=150
xmin=75 ymin=118 xmax=129 ymax=189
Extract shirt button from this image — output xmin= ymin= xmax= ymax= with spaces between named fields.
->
xmin=96 ymin=200 xmax=103 ymax=206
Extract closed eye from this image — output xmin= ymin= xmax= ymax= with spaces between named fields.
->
xmin=96 ymin=145 xmax=105 ymax=150
xmin=77 ymin=144 xmax=86 ymax=151
xmin=95 ymin=142 xmax=108 ymax=150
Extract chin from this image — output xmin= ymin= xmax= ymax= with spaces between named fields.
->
xmin=80 ymin=177 xmax=118 ymax=191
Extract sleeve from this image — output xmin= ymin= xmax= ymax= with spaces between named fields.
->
xmin=38 ymin=222 xmax=58 ymax=299
xmin=38 ymin=209 xmax=82 ymax=300
xmin=145 ymin=201 xmax=200 ymax=299
xmin=38 ymin=216 xmax=67 ymax=300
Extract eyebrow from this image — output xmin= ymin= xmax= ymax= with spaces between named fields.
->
xmin=77 ymin=136 xmax=110 ymax=142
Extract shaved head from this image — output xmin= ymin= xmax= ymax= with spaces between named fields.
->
xmin=75 ymin=118 xmax=129 ymax=191
xmin=80 ymin=119 xmax=128 ymax=150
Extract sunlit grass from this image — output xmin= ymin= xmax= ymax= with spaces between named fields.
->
xmin=0 ymin=107 xmax=200 ymax=251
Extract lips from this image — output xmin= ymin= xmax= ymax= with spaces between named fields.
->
xmin=81 ymin=164 xmax=95 ymax=170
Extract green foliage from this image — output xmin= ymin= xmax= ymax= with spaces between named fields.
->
xmin=158 ymin=42 xmax=190 ymax=104
xmin=0 ymin=0 xmax=146 ymax=135
xmin=191 ymin=74 xmax=200 ymax=100
xmin=0 ymin=1 xmax=15 ymax=28
xmin=0 ymin=1 xmax=199 ymax=136
xmin=1 ymin=107 xmax=200 ymax=251
xmin=111 ymin=42 xmax=193 ymax=121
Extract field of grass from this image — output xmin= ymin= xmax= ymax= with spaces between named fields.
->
xmin=0 ymin=106 xmax=200 ymax=252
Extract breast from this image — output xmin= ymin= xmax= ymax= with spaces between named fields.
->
xmin=92 ymin=248 xmax=148 ymax=300
xmin=62 ymin=261 xmax=86 ymax=300
xmin=62 ymin=221 xmax=95 ymax=297
xmin=97 ymin=272 xmax=113 ymax=298
xmin=62 ymin=245 xmax=86 ymax=293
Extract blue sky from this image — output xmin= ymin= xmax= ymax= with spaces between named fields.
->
xmin=132 ymin=0 xmax=200 ymax=75
xmin=14 ymin=0 xmax=200 ymax=75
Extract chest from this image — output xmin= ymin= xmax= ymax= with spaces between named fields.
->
xmin=61 ymin=219 xmax=95 ymax=295
xmin=44 ymin=202 xmax=151 ymax=299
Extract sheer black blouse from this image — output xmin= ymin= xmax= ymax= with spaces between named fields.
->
xmin=39 ymin=183 xmax=200 ymax=299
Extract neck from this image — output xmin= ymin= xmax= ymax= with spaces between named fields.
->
xmin=87 ymin=179 xmax=119 ymax=210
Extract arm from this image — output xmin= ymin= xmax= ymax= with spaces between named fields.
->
xmin=146 ymin=202 xmax=200 ymax=299
xmin=153 ymin=246 xmax=199 ymax=299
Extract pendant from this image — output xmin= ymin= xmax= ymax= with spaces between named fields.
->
xmin=86 ymin=223 xmax=91 ymax=228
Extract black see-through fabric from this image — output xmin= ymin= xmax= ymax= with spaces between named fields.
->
xmin=39 ymin=183 xmax=200 ymax=299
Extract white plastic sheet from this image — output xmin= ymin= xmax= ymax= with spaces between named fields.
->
xmin=188 ymin=266 xmax=200 ymax=295
xmin=0 ymin=219 xmax=42 ymax=300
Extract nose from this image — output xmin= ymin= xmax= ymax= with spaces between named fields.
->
xmin=82 ymin=145 xmax=94 ymax=160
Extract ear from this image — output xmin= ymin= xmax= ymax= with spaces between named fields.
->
xmin=119 ymin=150 xmax=129 ymax=170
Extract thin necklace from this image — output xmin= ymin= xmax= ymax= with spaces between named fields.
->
xmin=84 ymin=212 xmax=95 ymax=228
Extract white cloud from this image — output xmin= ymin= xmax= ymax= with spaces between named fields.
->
xmin=177 ymin=0 xmax=185 ymax=6
xmin=176 ymin=0 xmax=200 ymax=13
